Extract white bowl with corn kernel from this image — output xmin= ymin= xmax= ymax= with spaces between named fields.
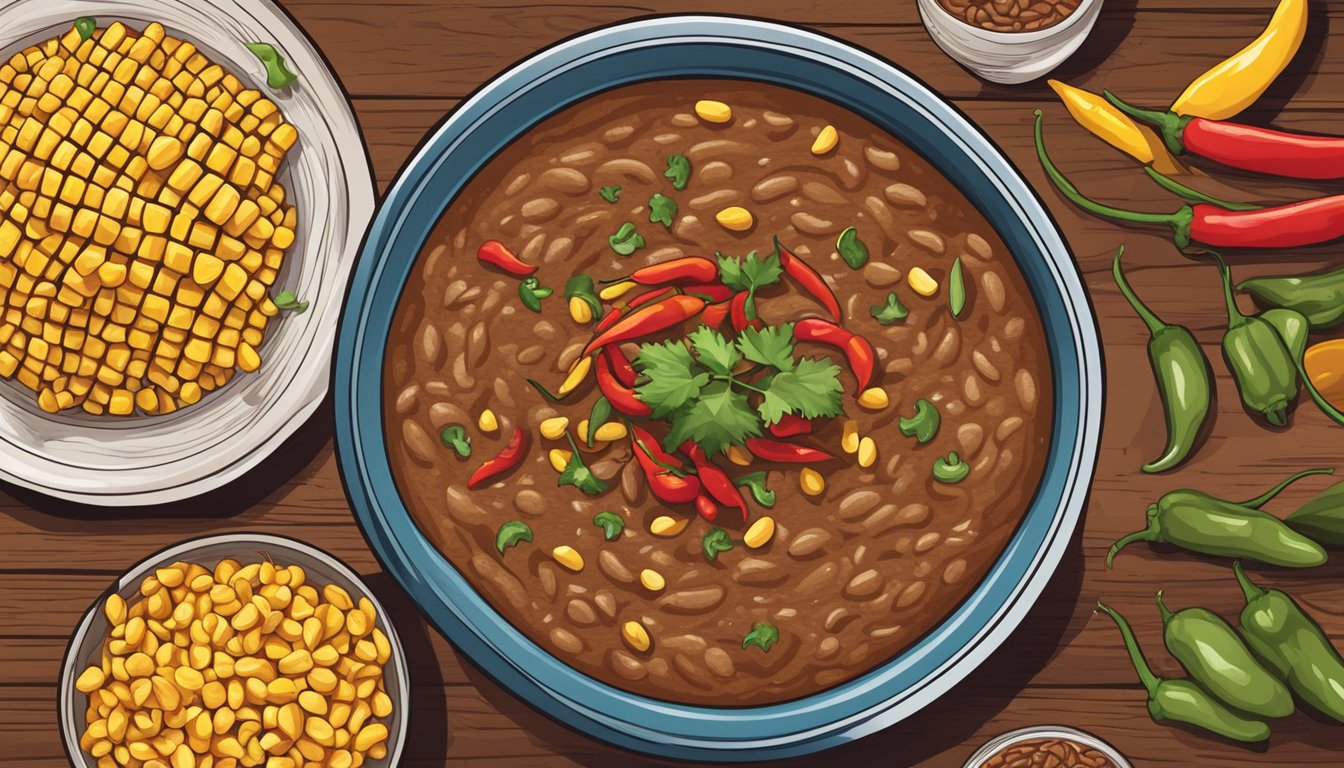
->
xmin=0 ymin=0 xmax=375 ymax=505
xmin=59 ymin=533 xmax=408 ymax=768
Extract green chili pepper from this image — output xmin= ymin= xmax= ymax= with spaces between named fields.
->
xmin=438 ymin=424 xmax=472 ymax=458
xmin=1155 ymin=590 xmax=1293 ymax=719
xmin=1240 ymin=267 xmax=1344 ymax=330
xmin=1285 ymin=479 xmax=1344 ymax=545
xmin=244 ymin=42 xmax=299 ymax=89
xmin=1097 ymin=601 xmax=1270 ymax=743
xmin=836 ymin=227 xmax=869 ymax=270
xmin=518 ymin=277 xmax=552 ymax=313
xmin=733 ymin=472 xmax=776 ymax=508
xmin=948 ymin=257 xmax=966 ymax=319
xmin=586 ymin=396 xmax=611 ymax=447
xmin=1107 ymin=468 xmax=1331 ymax=568
xmin=932 ymin=452 xmax=969 ymax=484
xmin=1235 ymin=562 xmax=1344 ymax=724
xmin=608 ymin=222 xmax=645 ymax=256
xmin=741 ymin=622 xmax=779 ymax=653
xmin=1215 ymin=255 xmax=1299 ymax=427
xmin=495 ymin=521 xmax=533 ymax=555
xmin=898 ymin=399 xmax=940 ymax=444
xmin=1113 ymin=248 xmax=1212 ymax=473
xmin=74 ymin=17 xmax=97 ymax=41
xmin=592 ymin=511 xmax=624 ymax=541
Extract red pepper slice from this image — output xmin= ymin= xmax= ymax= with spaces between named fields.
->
xmin=795 ymin=318 xmax=875 ymax=392
xmin=619 ymin=257 xmax=719 ymax=286
xmin=768 ymin=413 xmax=813 ymax=439
xmin=683 ymin=442 xmax=749 ymax=522
xmin=845 ymin=334 xmax=876 ymax=392
xmin=630 ymin=425 xmax=683 ymax=469
xmin=701 ymin=301 xmax=730 ymax=329
xmin=596 ymin=351 xmax=652 ymax=417
xmin=467 ymin=426 xmax=529 ymax=489
xmin=633 ymin=437 xmax=700 ymax=504
xmin=601 ymin=346 xmax=638 ymax=388
xmin=476 ymin=240 xmax=536 ymax=277
xmin=729 ymin=292 xmax=762 ymax=332
xmin=745 ymin=437 xmax=832 ymax=463
xmin=677 ymin=283 xmax=734 ymax=304
xmin=582 ymin=295 xmax=706 ymax=357
xmin=694 ymin=494 xmax=719 ymax=522
xmin=775 ymin=236 xmax=842 ymax=322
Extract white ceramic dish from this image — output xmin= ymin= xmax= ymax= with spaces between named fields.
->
xmin=918 ymin=0 xmax=1104 ymax=84
xmin=962 ymin=725 xmax=1132 ymax=768
xmin=58 ymin=533 xmax=409 ymax=767
xmin=0 ymin=0 xmax=374 ymax=506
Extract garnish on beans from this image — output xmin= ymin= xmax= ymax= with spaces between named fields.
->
xmin=649 ymin=193 xmax=677 ymax=228
xmin=608 ymin=222 xmax=645 ymax=256
xmin=836 ymin=226 xmax=869 ymax=269
xmin=518 ymin=277 xmax=554 ymax=313
xmin=900 ymin=399 xmax=941 ymax=444
xmin=664 ymin=154 xmax=691 ymax=190
xmin=592 ymin=511 xmax=625 ymax=541
xmin=741 ymin=622 xmax=780 ymax=653
xmin=870 ymin=292 xmax=909 ymax=324
xmin=565 ymin=274 xmax=604 ymax=325
xmin=557 ymin=433 xmax=607 ymax=495
xmin=478 ymin=239 xmax=536 ymax=276
xmin=439 ymin=424 xmax=472 ymax=458
xmin=495 ymin=521 xmax=533 ymax=555
xmin=599 ymin=185 xmax=622 ymax=203
xmin=701 ymin=528 xmax=734 ymax=561
xmin=468 ymin=426 xmax=529 ymax=489
xmin=948 ymin=257 xmax=967 ymax=319
xmin=933 ymin=451 xmax=970 ymax=484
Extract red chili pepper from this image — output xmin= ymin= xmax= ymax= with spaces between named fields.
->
xmin=596 ymin=351 xmax=652 ymax=416
xmin=467 ymin=426 xmax=529 ymax=489
xmin=845 ymin=335 xmax=876 ymax=392
xmin=794 ymin=318 xmax=875 ymax=392
xmin=768 ymin=413 xmax=813 ymax=438
xmin=682 ymin=442 xmax=749 ymax=522
xmin=476 ymin=240 xmax=536 ymax=277
xmin=633 ymin=437 xmax=700 ymax=504
xmin=630 ymin=425 xmax=684 ymax=469
xmin=775 ymin=236 xmax=842 ymax=322
xmin=694 ymin=494 xmax=719 ymax=522
xmin=601 ymin=346 xmax=638 ymax=388
xmin=701 ymin=301 xmax=730 ymax=329
xmin=677 ymin=283 xmax=734 ymax=304
xmin=729 ymin=292 xmax=762 ymax=332
xmin=581 ymin=294 xmax=706 ymax=357
xmin=745 ymin=437 xmax=832 ymax=463
xmin=618 ymin=257 xmax=719 ymax=286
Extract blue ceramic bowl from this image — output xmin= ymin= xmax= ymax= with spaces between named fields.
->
xmin=334 ymin=15 xmax=1102 ymax=762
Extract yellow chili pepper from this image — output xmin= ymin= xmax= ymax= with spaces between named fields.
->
xmin=1170 ymin=0 xmax=1307 ymax=121
xmin=1048 ymin=80 xmax=1188 ymax=175
xmin=1304 ymin=339 xmax=1344 ymax=409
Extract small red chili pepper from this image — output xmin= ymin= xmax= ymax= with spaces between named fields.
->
xmin=611 ymin=257 xmax=719 ymax=287
xmin=768 ymin=413 xmax=813 ymax=439
xmin=683 ymin=442 xmax=749 ymax=522
xmin=677 ymin=283 xmax=734 ymax=304
xmin=795 ymin=318 xmax=876 ymax=392
xmin=775 ymin=236 xmax=842 ymax=322
xmin=596 ymin=352 xmax=652 ymax=417
xmin=633 ymin=438 xmax=700 ymax=504
xmin=476 ymin=240 xmax=536 ymax=277
xmin=729 ymin=292 xmax=762 ymax=332
xmin=630 ymin=425 xmax=684 ymax=469
xmin=694 ymin=494 xmax=719 ymax=522
xmin=701 ymin=301 xmax=731 ymax=329
xmin=467 ymin=426 xmax=529 ymax=489
xmin=581 ymin=294 xmax=706 ymax=357
xmin=744 ymin=437 xmax=832 ymax=463
xmin=601 ymin=346 xmax=638 ymax=388
xmin=845 ymin=335 xmax=876 ymax=392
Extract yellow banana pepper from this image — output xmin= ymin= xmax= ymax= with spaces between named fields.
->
xmin=1170 ymin=0 xmax=1307 ymax=120
xmin=1047 ymin=80 xmax=1188 ymax=175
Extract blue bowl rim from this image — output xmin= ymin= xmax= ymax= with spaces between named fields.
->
xmin=333 ymin=14 xmax=1103 ymax=761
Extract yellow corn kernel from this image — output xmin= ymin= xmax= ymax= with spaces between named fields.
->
xmin=145 ymin=136 xmax=183 ymax=170
xmin=857 ymin=436 xmax=878 ymax=469
xmin=908 ymin=266 xmax=938 ymax=297
xmin=538 ymin=416 xmax=569 ymax=440
xmin=649 ymin=515 xmax=687 ymax=537
xmin=477 ymin=409 xmax=498 ymax=433
xmin=744 ymin=516 xmax=776 ymax=549
xmin=557 ymin=354 xmax=592 ymax=396
xmin=639 ymin=569 xmax=665 ymax=592
xmin=726 ymin=444 xmax=752 ymax=466
xmin=799 ymin=467 xmax=825 ymax=497
xmin=694 ymin=100 xmax=732 ymax=123
xmin=592 ymin=421 xmax=627 ymax=443
xmin=551 ymin=545 xmax=583 ymax=572
xmin=715 ymin=206 xmax=753 ymax=232
xmin=841 ymin=419 xmax=860 ymax=454
xmin=237 ymin=342 xmax=260 ymax=373
xmin=857 ymin=387 xmax=889 ymax=410
xmin=75 ymin=666 xmax=106 ymax=693
xmin=548 ymin=449 xmax=571 ymax=473
xmin=811 ymin=125 xmax=839 ymax=155
xmin=622 ymin=620 xmax=651 ymax=653
xmin=568 ymin=295 xmax=593 ymax=324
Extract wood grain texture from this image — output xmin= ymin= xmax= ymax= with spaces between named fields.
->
xmin=5 ymin=0 xmax=1344 ymax=766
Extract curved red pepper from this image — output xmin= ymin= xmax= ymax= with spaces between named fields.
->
xmin=745 ymin=437 xmax=832 ymax=463
xmin=729 ymin=292 xmax=762 ymax=332
xmin=845 ymin=334 xmax=876 ymax=392
xmin=694 ymin=494 xmax=719 ymax=522
xmin=630 ymin=425 xmax=684 ymax=469
xmin=775 ymin=237 xmax=842 ymax=322
xmin=601 ymin=346 xmax=638 ymax=388
xmin=683 ymin=442 xmax=749 ymax=522
xmin=467 ymin=426 xmax=529 ymax=489
xmin=768 ymin=413 xmax=813 ymax=439
xmin=596 ymin=351 xmax=652 ymax=417
xmin=701 ymin=301 xmax=730 ymax=329
xmin=622 ymin=257 xmax=719 ymax=286
xmin=476 ymin=240 xmax=536 ymax=277
xmin=794 ymin=318 xmax=875 ymax=391
xmin=594 ymin=307 xmax=623 ymax=333
xmin=581 ymin=295 xmax=706 ymax=357
xmin=633 ymin=437 xmax=700 ymax=504
xmin=678 ymin=283 xmax=734 ymax=304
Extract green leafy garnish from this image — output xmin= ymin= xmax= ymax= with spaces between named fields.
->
xmin=634 ymin=340 xmax=710 ymax=418
xmin=836 ymin=227 xmax=869 ymax=269
xmin=899 ymin=399 xmax=941 ymax=444
xmin=688 ymin=326 xmax=741 ymax=375
xmin=599 ymin=185 xmax=622 ymax=203
xmin=741 ymin=622 xmax=779 ymax=653
xmin=718 ymin=250 xmax=782 ymax=321
xmin=702 ymin=528 xmax=734 ymax=561
xmin=649 ymin=193 xmax=677 ymax=228
xmin=592 ymin=511 xmax=625 ymax=541
xmin=735 ymin=323 xmax=795 ymax=371
xmin=518 ymin=277 xmax=553 ymax=313
xmin=586 ymin=396 xmax=612 ymax=447
xmin=734 ymin=472 xmax=776 ymax=508
xmin=664 ymin=154 xmax=691 ymax=191
xmin=871 ymin=292 xmax=909 ymax=325
xmin=74 ymin=17 xmax=97 ymax=41
xmin=244 ymin=42 xmax=299 ymax=89
xmin=438 ymin=424 xmax=472 ymax=458
xmin=933 ymin=451 xmax=970 ymax=484
xmin=949 ymin=257 xmax=967 ymax=319
xmin=273 ymin=289 xmax=309 ymax=313
xmin=564 ymin=274 xmax=603 ymax=321
xmin=608 ymin=222 xmax=645 ymax=256
xmin=558 ymin=434 xmax=607 ymax=496
xmin=759 ymin=358 xmax=844 ymax=425
xmin=495 ymin=521 xmax=533 ymax=555
xmin=664 ymin=380 xmax=762 ymax=457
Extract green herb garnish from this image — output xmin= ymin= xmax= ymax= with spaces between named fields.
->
xmin=717 ymin=249 xmax=781 ymax=320
xmin=933 ymin=451 xmax=970 ymax=484
xmin=836 ymin=226 xmax=869 ymax=269
xmin=526 ymin=378 xmax=564 ymax=402
xmin=870 ymin=292 xmax=909 ymax=325
xmin=687 ymin=326 xmax=741 ymax=375
xmin=599 ymin=185 xmax=622 ymax=203
xmin=518 ymin=276 xmax=553 ymax=313
xmin=742 ymin=622 xmax=779 ymax=653
xmin=586 ymin=396 xmax=612 ymax=447
xmin=74 ymin=17 xmax=97 ymax=41
xmin=664 ymin=154 xmax=691 ymax=191
xmin=949 ymin=257 xmax=966 ymax=319
xmin=495 ymin=521 xmax=533 ymax=555
xmin=632 ymin=340 xmax=710 ymax=418
xmin=733 ymin=472 xmax=776 ymax=508
xmin=564 ymin=274 xmax=603 ymax=321
xmin=558 ymin=434 xmax=607 ymax=495
xmin=273 ymin=289 xmax=309 ymax=313
xmin=608 ymin=222 xmax=645 ymax=256
xmin=649 ymin=193 xmax=677 ymax=228
xmin=702 ymin=528 xmax=734 ymax=561
xmin=592 ymin=511 xmax=625 ymax=541
xmin=438 ymin=424 xmax=472 ymax=458
xmin=899 ymin=399 xmax=941 ymax=444
xmin=244 ymin=42 xmax=299 ymax=89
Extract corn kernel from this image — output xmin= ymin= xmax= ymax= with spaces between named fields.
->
xmin=799 ymin=467 xmax=825 ymax=497
xmin=477 ymin=408 xmax=498 ymax=433
xmin=649 ymin=515 xmax=687 ymax=537
xmin=908 ymin=266 xmax=939 ymax=297
xmin=857 ymin=436 xmax=878 ymax=468
xmin=841 ymin=419 xmax=860 ymax=454
xmin=639 ymin=569 xmax=665 ymax=592
xmin=744 ymin=516 xmax=776 ymax=549
xmin=811 ymin=125 xmax=839 ymax=155
xmin=552 ymin=545 xmax=583 ymax=572
xmin=538 ymin=416 xmax=569 ymax=440
xmin=857 ymin=387 xmax=889 ymax=410
xmin=547 ymin=449 xmax=571 ymax=473
xmin=715 ymin=206 xmax=753 ymax=232
xmin=694 ymin=100 xmax=732 ymax=124
xmin=622 ymin=621 xmax=651 ymax=653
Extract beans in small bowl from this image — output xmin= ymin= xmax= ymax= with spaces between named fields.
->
xmin=963 ymin=726 xmax=1130 ymax=768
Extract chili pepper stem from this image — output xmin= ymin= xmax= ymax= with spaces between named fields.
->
xmin=1107 ymin=508 xmax=1160 ymax=568
xmin=1155 ymin=590 xmax=1174 ymax=624
xmin=1214 ymin=253 xmax=1248 ymax=330
xmin=1142 ymin=167 xmax=1261 ymax=212
xmin=1233 ymin=561 xmax=1267 ymax=603
xmin=1102 ymin=91 xmax=1187 ymax=157
xmin=1097 ymin=600 xmax=1161 ymax=696
xmin=1236 ymin=467 xmax=1335 ymax=509
xmin=1112 ymin=246 xmax=1166 ymax=337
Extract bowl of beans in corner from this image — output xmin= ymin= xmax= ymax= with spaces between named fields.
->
xmin=917 ymin=0 xmax=1103 ymax=84
xmin=963 ymin=726 xmax=1131 ymax=768
xmin=58 ymin=533 xmax=408 ymax=768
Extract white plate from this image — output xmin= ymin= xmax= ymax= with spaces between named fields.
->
xmin=0 ymin=0 xmax=374 ymax=505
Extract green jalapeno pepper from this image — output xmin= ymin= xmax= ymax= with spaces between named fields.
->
xmin=1240 ymin=266 xmax=1344 ymax=330
xmin=1113 ymin=247 xmax=1212 ymax=473
xmin=1215 ymin=255 xmax=1299 ymax=427
xmin=1097 ymin=601 xmax=1270 ymax=742
xmin=1234 ymin=562 xmax=1344 ymax=723
xmin=1107 ymin=468 xmax=1331 ymax=568
xmin=1155 ymin=590 xmax=1293 ymax=718
xmin=1286 ymin=479 xmax=1344 ymax=545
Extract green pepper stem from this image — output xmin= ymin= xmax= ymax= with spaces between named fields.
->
xmin=1212 ymin=253 xmax=1248 ymax=329
xmin=1107 ymin=514 xmax=1158 ymax=568
xmin=1155 ymin=590 xmax=1174 ymax=625
xmin=1142 ymin=167 xmax=1261 ymax=212
xmin=1111 ymin=246 xmax=1167 ymax=337
xmin=1097 ymin=601 xmax=1161 ymax=696
xmin=1236 ymin=467 xmax=1335 ymax=509
xmin=1233 ymin=561 xmax=1266 ymax=603
xmin=1033 ymin=111 xmax=1176 ymax=228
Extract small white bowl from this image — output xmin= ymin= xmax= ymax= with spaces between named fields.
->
xmin=962 ymin=725 xmax=1132 ymax=768
xmin=918 ymin=0 xmax=1104 ymax=84
xmin=58 ymin=533 xmax=409 ymax=767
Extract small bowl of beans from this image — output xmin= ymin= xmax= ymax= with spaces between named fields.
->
xmin=917 ymin=0 xmax=1103 ymax=84
xmin=58 ymin=533 xmax=408 ymax=768
xmin=963 ymin=726 xmax=1131 ymax=768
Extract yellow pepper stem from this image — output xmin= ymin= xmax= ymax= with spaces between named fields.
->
xmin=1170 ymin=0 xmax=1307 ymax=121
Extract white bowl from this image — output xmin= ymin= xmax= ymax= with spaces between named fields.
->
xmin=0 ymin=0 xmax=375 ymax=505
xmin=58 ymin=533 xmax=409 ymax=767
xmin=918 ymin=0 xmax=1104 ymax=84
xmin=962 ymin=725 xmax=1132 ymax=768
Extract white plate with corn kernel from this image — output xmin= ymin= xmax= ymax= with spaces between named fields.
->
xmin=58 ymin=533 xmax=408 ymax=767
xmin=0 ymin=0 xmax=374 ymax=505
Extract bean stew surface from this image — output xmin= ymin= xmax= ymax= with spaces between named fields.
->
xmin=383 ymin=80 xmax=1054 ymax=706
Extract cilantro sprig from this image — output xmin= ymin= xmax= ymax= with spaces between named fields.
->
xmin=717 ymin=250 xmax=782 ymax=321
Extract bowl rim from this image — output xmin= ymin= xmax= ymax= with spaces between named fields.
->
xmin=917 ymin=0 xmax=1103 ymax=43
xmin=56 ymin=532 xmax=411 ymax=767
xmin=960 ymin=725 xmax=1133 ymax=768
xmin=334 ymin=13 xmax=1102 ymax=761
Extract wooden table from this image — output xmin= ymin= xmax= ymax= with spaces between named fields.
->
xmin=6 ymin=1 xmax=1344 ymax=765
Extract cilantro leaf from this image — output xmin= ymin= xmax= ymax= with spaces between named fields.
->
xmin=688 ymin=325 xmax=741 ymax=375
xmin=649 ymin=193 xmax=677 ymax=228
xmin=758 ymin=357 xmax=844 ymax=425
xmin=599 ymin=185 xmax=621 ymax=203
xmin=717 ymin=250 xmax=782 ymax=293
xmin=871 ymin=292 xmax=909 ymax=324
xmin=663 ymin=380 xmax=761 ymax=456
xmin=736 ymin=323 xmax=795 ymax=371
xmin=665 ymin=154 xmax=691 ymax=191
xmin=742 ymin=622 xmax=780 ymax=653
xmin=558 ymin=435 xmax=607 ymax=496
xmin=635 ymin=340 xmax=709 ymax=418
xmin=702 ymin=528 xmax=734 ymax=561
